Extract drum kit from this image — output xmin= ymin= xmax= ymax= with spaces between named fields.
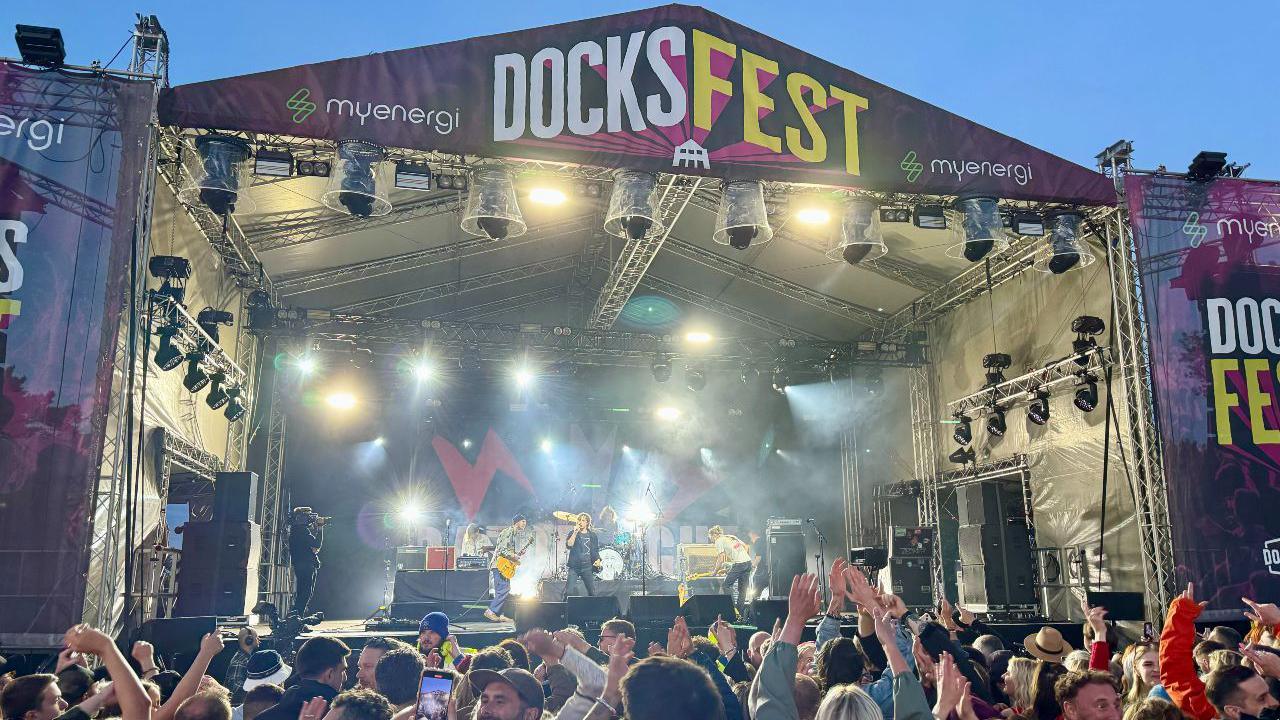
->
xmin=550 ymin=510 xmax=645 ymax=581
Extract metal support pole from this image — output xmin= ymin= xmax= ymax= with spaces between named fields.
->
xmin=908 ymin=357 xmax=944 ymax=597
xmin=259 ymin=362 xmax=292 ymax=610
xmin=224 ymin=290 xmax=260 ymax=471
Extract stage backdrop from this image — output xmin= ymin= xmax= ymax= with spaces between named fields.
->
xmin=159 ymin=4 xmax=1112 ymax=205
xmin=1128 ymin=174 xmax=1280 ymax=618
xmin=0 ymin=63 xmax=153 ymax=642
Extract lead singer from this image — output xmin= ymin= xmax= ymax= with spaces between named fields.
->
xmin=564 ymin=512 xmax=601 ymax=597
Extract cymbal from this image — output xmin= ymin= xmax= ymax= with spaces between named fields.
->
xmin=552 ymin=511 xmax=579 ymax=522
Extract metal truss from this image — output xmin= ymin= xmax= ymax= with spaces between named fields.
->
xmin=445 ymin=286 xmax=566 ymax=322
xmin=0 ymin=61 xmax=133 ymax=129
xmin=336 ymin=254 xmax=581 ymax=314
xmin=589 ymin=177 xmax=702 ymax=328
xmin=224 ymin=291 xmax=260 ymax=471
xmin=16 ymin=167 xmax=114 ymax=227
xmin=1102 ymin=204 xmax=1176 ymax=622
xmin=243 ymin=192 xmax=463 ymax=252
xmin=946 ymin=346 xmax=1113 ymax=417
xmin=156 ymin=127 xmax=272 ymax=291
xmin=149 ymin=294 xmax=249 ymax=384
xmin=566 ymin=233 xmax=607 ymax=326
xmin=275 ymin=216 xmax=595 ymax=296
xmin=908 ymin=360 xmax=944 ymax=596
xmin=664 ymin=236 xmax=886 ymax=328
xmin=258 ymin=361 xmax=292 ymax=609
xmin=640 ymin=275 xmax=824 ymax=340
xmin=936 ymin=453 xmax=1030 ymax=487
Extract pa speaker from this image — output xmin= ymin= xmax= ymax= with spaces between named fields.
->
xmin=885 ymin=557 xmax=933 ymax=610
xmin=1086 ymin=591 xmax=1145 ymax=621
xmin=514 ymin=599 xmax=566 ymax=634
xmin=767 ymin=531 xmax=807 ymax=587
xmin=750 ymin=599 xmax=788 ymax=630
xmin=627 ymin=595 xmax=679 ymax=629
xmin=567 ymin=595 xmax=622 ymax=631
xmin=213 ymin=472 xmax=259 ymax=523
xmin=680 ymin=594 xmax=735 ymax=627
xmin=174 ymin=521 xmax=260 ymax=617
xmin=140 ymin=616 xmax=217 ymax=666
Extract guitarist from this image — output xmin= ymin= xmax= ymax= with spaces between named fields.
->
xmin=486 ymin=514 xmax=533 ymax=622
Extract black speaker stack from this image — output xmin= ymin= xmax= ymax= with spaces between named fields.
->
xmin=956 ymin=479 xmax=1038 ymax=614
xmin=173 ymin=472 xmax=262 ymax=617
xmin=885 ymin=527 xmax=935 ymax=610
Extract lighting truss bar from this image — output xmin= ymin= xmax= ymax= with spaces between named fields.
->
xmin=663 ymin=236 xmax=885 ymax=327
xmin=242 ymin=192 xmax=462 ymax=251
xmin=274 ymin=215 xmax=595 ymax=296
xmin=442 ymin=286 xmax=566 ymax=321
xmin=335 ymin=254 xmax=581 ymax=314
xmin=589 ymin=176 xmax=702 ymax=329
xmin=14 ymin=164 xmax=115 ymax=227
xmin=936 ymin=453 xmax=1029 ymax=488
xmin=640 ymin=275 xmax=825 ymax=340
xmin=156 ymin=128 xmax=271 ymax=291
xmin=946 ymin=346 xmax=1113 ymax=418
xmin=0 ymin=64 xmax=135 ymax=130
xmin=149 ymin=293 xmax=248 ymax=385
xmin=158 ymin=427 xmax=222 ymax=483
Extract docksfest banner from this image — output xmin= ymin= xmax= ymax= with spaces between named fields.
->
xmin=1127 ymin=175 xmax=1280 ymax=617
xmin=0 ymin=63 xmax=153 ymax=639
xmin=159 ymin=4 xmax=1112 ymax=205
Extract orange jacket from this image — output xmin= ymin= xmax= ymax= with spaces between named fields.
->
xmin=1159 ymin=597 xmax=1216 ymax=720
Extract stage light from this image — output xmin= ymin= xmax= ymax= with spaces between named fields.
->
xmin=322 ymin=140 xmax=392 ymax=217
xmin=986 ymin=408 xmax=1006 ymax=437
xmin=326 ymin=392 xmax=357 ymax=410
xmin=879 ymin=207 xmax=912 ymax=223
xmin=435 ymin=173 xmax=468 ymax=191
xmin=626 ymin=506 xmax=656 ymax=524
xmin=1010 ymin=212 xmax=1045 ymax=236
xmin=399 ymin=503 xmax=423 ymax=525
xmin=15 ymin=25 xmax=66 ymax=67
xmin=179 ymin=135 xmax=253 ymax=216
xmin=528 ymin=187 xmax=568 ymax=206
xmin=655 ymin=406 xmax=681 ymax=421
xmin=155 ymin=325 xmax=184 ymax=371
xmin=253 ymin=148 xmax=294 ymax=178
xmin=621 ymin=444 xmax=631 ymax=452
xmin=540 ymin=438 xmax=553 ymax=453
xmin=413 ymin=361 xmax=435 ymax=382
xmin=684 ymin=331 xmax=712 ymax=344
xmin=205 ymin=372 xmax=229 ymax=410
xmin=952 ymin=415 xmax=972 ymax=445
xmin=196 ymin=307 xmax=234 ymax=343
xmin=1074 ymin=376 xmax=1099 ymax=412
xmin=1187 ymin=151 xmax=1228 ymax=182
xmin=714 ymin=180 xmax=773 ymax=250
xmin=224 ymin=387 xmax=246 ymax=421
xmin=462 ymin=165 xmax=526 ymax=240
xmin=149 ymin=255 xmax=191 ymax=307
xmin=651 ymin=356 xmax=672 ymax=383
xmin=913 ymin=204 xmax=947 ymax=230
xmin=827 ymin=198 xmax=886 ymax=265
xmin=1028 ymin=392 xmax=1050 ymax=426
xmin=394 ymin=161 xmax=433 ymax=191
xmin=795 ymin=206 xmax=831 ymax=225
xmin=685 ymin=366 xmax=706 ymax=392
xmin=951 ymin=197 xmax=1008 ymax=263
xmin=982 ymin=352 xmax=1012 ymax=387
xmin=296 ymin=355 xmax=318 ymax=375
xmin=605 ymin=170 xmax=662 ymax=240
xmin=183 ymin=353 xmax=211 ymax=393
xmin=1035 ymin=211 xmax=1095 ymax=275
xmin=1072 ymin=314 xmax=1105 ymax=365
xmin=373 ymin=436 xmax=386 ymax=447
xmin=514 ymin=368 xmax=535 ymax=389
xmin=462 ymin=439 xmax=473 ymax=449
xmin=948 ymin=446 xmax=976 ymax=465
xmin=296 ymin=157 xmax=331 ymax=177
xmin=771 ymin=367 xmax=790 ymax=393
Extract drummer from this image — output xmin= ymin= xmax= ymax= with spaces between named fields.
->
xmin=565 ymin=512 xmax=601 ymax=598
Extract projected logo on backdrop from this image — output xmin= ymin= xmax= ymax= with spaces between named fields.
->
xmin=432 ymin=430 xmax=533 ymax=520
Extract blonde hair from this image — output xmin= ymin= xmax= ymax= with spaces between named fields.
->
xmin=1208 ymin=649 xmax=1243 ymax=673
xmin=1122 ymin=642 xmax=1160 ymax=705
xmin=816 ymin=684 xmax=881 ymax=720
xmin=708 ymin=525 xmax=724 ymax=538
xmin=1007 ymin=657 xmax=1038 ymax=711
xmin=1065 ymin=650 xmax=1091 ymax=673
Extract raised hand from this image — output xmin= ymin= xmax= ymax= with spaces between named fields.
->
xmin=958 ymin=681 xmax=979 ymax=720
xmin=553 ymin=630 xmax=590 ymax=655
xmin=56 ymin=647 xmax=86 ymax=673
xmin=1084 ymin=604 xmax=1109 ymax=641
xmin=1239 ymin=642 xmax=1280 ymax=678
xmin=842 ymin=567 xmax=879 ymax=609
xmin=1242 ymin=598 xmax=1280 ymax=626
xmin=869 ymin=605 xmax=896 ymax=646
xmin=939 ymin=597 xmax=958 ymax=631
xmin=131 ymin=641 xmax=156 ymax=669
xmin=1182 ymin=582 xmax=1208 ymax=609
xmin=932 ymin=653 xmax=964 ymax=720
xmin=782 ymin=574 xmax=821 ymax=646
xmin=883 ymin=592 xmax=908 ymax=619
xmin=521 ymin=629 xmax=564 ymax=662
xmin=913 ymin=636 xmax=937 ymax=686
xmin=647 ymin=641 xmax=666 ymax=657
xmin=298 ymin=697 xmax=327 ymax=720
xmin=198 ymin=632 xmax=224 ymax=659
xmin=666 ymin=616 xmax=693 ymax=658
xmin=955 ymin=603 xmax=976 ymax=626
xmin=64 ymin=624 xmax=112 ymax=656
xmin=712 ymin=615 xmax=737 ymax=657
xmin=425 ymin=649 xmax=442 ymax=669
xmin=604 ymin=635 xmax=636 ymax=705
xmin=829 ymin=558 xmax=848 ymax=603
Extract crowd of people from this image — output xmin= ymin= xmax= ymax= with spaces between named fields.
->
xmin=3 ymin=559 xmax=1279 ymax=720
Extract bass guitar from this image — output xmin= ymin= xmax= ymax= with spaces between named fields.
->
xmin=495 ymin=536 xmax=535 ymax=580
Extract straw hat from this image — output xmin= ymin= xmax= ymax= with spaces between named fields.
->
xmin=1023 ymin=627 xmax=1073 ymax=663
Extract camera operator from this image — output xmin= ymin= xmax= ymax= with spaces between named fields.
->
xmin=288 ymin=507 xmax=327 ymax=617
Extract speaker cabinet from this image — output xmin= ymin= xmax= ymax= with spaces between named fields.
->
xmin=567 ymin=595 xmax=623 ymax=631
xmin=680 ymin=594 xmax=735 ymax=627
xmin=514 ymin=599 xmax=566 ymax=634
xmin=174 ymin=521 xmax=260 ymax=617
xmin=766 ymin=531 xmax=806 ymax=589
xmin=628 ymin=595 xmax=680 ymax=630
xmin=213 ymin=472 xmax=259 ymax=524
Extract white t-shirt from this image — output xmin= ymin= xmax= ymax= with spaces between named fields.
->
xmin=715 ymin=535 xmax=752 ymax=564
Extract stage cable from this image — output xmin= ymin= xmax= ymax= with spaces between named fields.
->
xmin=121 ymin=208 xmax=143 ymax=622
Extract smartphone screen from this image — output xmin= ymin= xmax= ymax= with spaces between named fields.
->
xmin=414 ymin=670 xmax=455 ymax=720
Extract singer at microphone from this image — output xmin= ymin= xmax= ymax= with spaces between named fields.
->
xmin=287 ymin=506 xmax=326 ymax=617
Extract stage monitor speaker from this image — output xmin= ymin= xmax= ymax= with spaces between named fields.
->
xmin=567 ymin=595 xmax=622 ymax=631
xmin=141 ymin=616 xmax=217 ymax=666
xmin=173 ymin=521 xmax=260 ymax=617
xmin=884 ymin=557 xmax=933 ymax=609
xmin=1086 ymin=591 xmax=1146 ymax=621
xmin=628 ymin=595 xmax=680 ymax=629
xmin=751 ymin=599 xmax=788 ymax=630
xmin=680 ymin=594 xmax=735 ymax=627
xmin=213 ymin=472 xmax=258 ymax=523
xmin=514 ymin=599 xmax=566 ymax=634
xmin=767 ymin=531 xmax=806 ymax=588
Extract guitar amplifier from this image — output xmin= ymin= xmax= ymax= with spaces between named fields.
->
xmin=456 ymin=555 xmax=489 ymax=570
xmin=426 ymin=546 xmax=456 ymax=570
xmin=677 ymin=543 xmax=719 ymax=579
xmin=396 ymin=546 xmax=427 ymax=571
xmin=890 ymin=527 xmax=935 ymax=558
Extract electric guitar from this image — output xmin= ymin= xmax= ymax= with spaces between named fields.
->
xmin=495 ymin=536 xmax=535 ymax=580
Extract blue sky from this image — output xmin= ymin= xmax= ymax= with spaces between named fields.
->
xmin=9 ymin=1 xmax=1279 ymax=177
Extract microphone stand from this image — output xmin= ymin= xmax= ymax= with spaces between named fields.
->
xmin=808 ymin=519 xmax=828 ymax=601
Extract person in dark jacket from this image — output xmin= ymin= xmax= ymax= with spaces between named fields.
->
xmin=287 ymin=508 xmax=325 ymax=616
xmin=253 ymin=637 xmax=349 ymax=720
xmin=564 ymin=513 xmax=601 ymax=598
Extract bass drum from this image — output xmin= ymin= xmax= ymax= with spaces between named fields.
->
xmin=597 ymin=548 xmax=625 ymax=581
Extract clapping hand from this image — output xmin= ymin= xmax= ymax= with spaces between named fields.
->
xmin=298 ymin=697 xmax=328 ymax=720
xmin=932 ymin=652 xmax=965 ymax=719
xmin=842 ymin=566 xmax=879 ymax=610
xmin=712 ymin=615 xmax=737 ymax=657
xmin=666 ymin=616 xmax=693 ymax=658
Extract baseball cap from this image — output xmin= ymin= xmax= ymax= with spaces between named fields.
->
xmin=243 ymin=650 xmax=291 ymax=691
xmin=469 ymin=668 xmax=544 ymax=711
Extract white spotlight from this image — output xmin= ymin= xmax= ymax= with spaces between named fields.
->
xmin=655 ymin=406 xmax=681 ymax=421
xmin=296 ymin=355 xmax=318 ymax=375
xmin=414 ymin=362 xmax=434 ymax=382
xmin=399 ymin=503 xmax=422 ymax=524
xmin=528 ymin=187 xmax=568 ymax=206
xmin=373 ymin=436 xmax=386 ymax=447
xmin=462 ymin=439 xmax=473 ymax=449
xmin=325 ymin=392 xmax=357 ymax=410
xmin=514 ymin=368 xmax=535 ymax=389
xmin=540 ymin=438 xmax=553 ymax=453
